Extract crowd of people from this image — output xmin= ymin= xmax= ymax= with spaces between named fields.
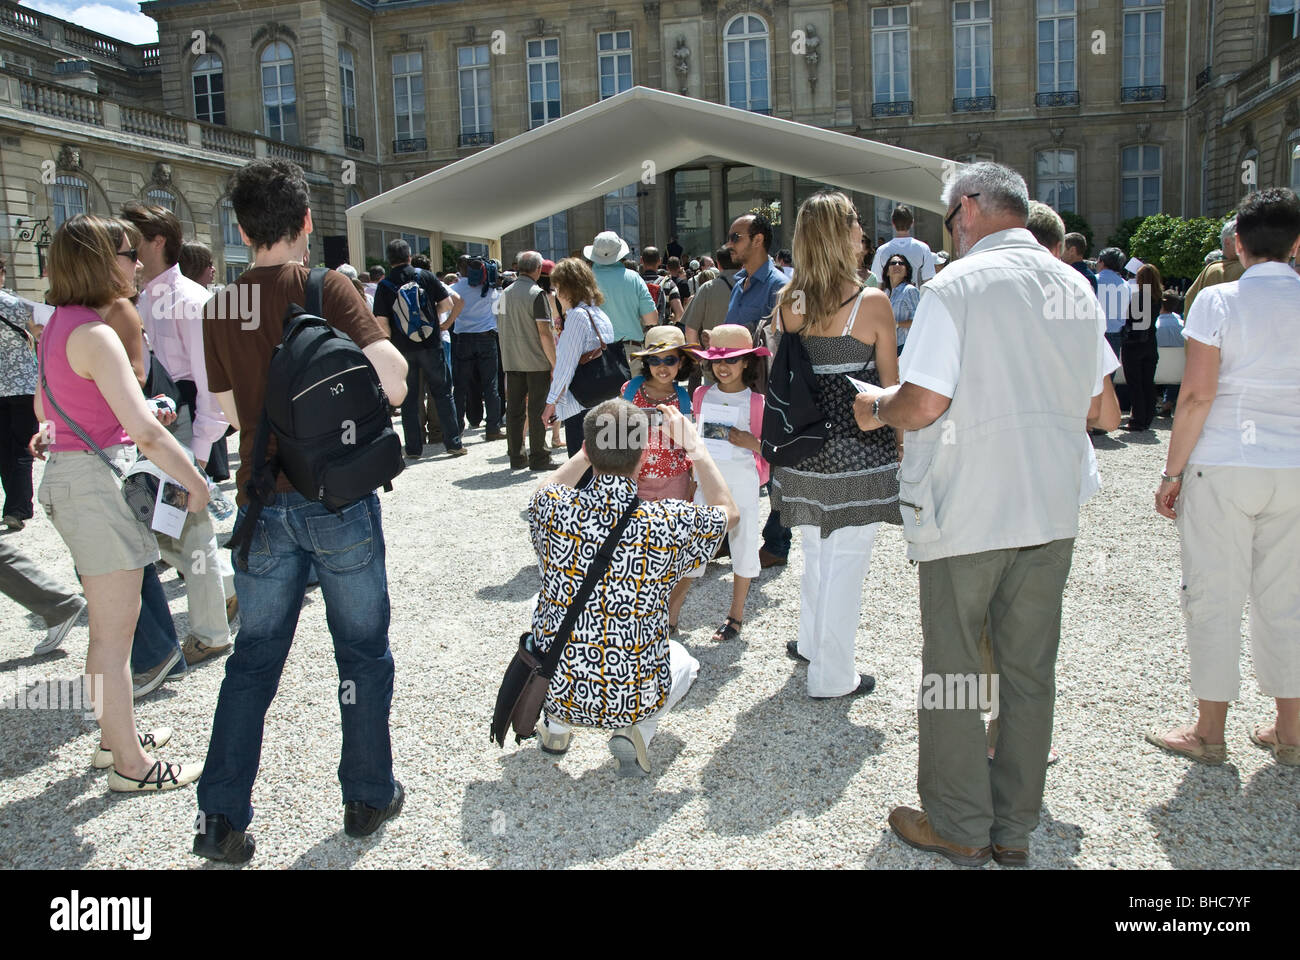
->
xmin=1 ymin=155 xmax=1297 ymax=868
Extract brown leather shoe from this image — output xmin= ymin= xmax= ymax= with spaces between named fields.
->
xmin=992 ymin=844 xmax=1029 ymax=867
xmin=758 ymin=548 xmax=787 ymax=569
xmin=888 ymin=806 xmax=992 ymax=867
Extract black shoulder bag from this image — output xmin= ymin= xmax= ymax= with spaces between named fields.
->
xmin=567 ymin=308 xmax=629 ymax=408
xmin=490 ymin=497 xmax=640 ymax=747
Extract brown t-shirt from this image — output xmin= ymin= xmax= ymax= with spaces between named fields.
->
xmin=203 ymin=263 xmax=389 ymax=505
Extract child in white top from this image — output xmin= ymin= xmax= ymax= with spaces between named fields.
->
xmin=668 ymin=324 xmax=771 ymax=642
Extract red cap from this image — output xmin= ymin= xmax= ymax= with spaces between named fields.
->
xmin=541 ymin=259 xmax=556 ymax=274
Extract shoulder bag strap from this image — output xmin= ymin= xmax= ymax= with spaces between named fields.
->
xmin=539 ymin=498 xmax=640 ymax=679
xmin=38 ymin=364 xmax=126 ymax=480
xmin=0 ymin=312 xmax=33 ymax=345
xmin=582 ymin=307 xmax=606 ymax=347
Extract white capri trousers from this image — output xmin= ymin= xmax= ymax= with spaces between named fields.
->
xmin=1176 ymin=465 xmax=1300 ymax=701
xmin=793 ymin=522 xmax=880 ymax=698
xmin=688 ymin=460 xmax=761 ymax=580
xmin=545 ymin=639 xmax=699 ymax=747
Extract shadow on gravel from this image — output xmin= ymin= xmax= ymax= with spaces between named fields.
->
xmin=700 ymin=673 xmax=883 ymax=836
xmin=1148 ymin=761 xmax=1296 ymax=868
xmin=288 ymin=830 xmax=369 ymax=870
xmin=460 ymin=732 xmax=695 ymax=867
xmin=476 ymin=564 xmax=539 ymax=603
xmin=0 ymin=773 xmax=99 ymax=868
xmin=1090 ymin=435 xmax=1127 ymax=451
xmin=452 ymin=470 xmax=536 ymax=491
xmin=0 ymin=674 xmax=97 ymax=778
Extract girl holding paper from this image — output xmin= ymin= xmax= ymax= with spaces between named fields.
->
xmin=668 ymin=324 xmax=770 ymax=642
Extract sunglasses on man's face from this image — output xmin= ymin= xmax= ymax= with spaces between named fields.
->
xmin=711 ymin=356 xmax=743 ymax=365
xmin=645 ymin=355 xmax=680 ymax=367
xmin=728 ymin=232 xmax=745 ymax=244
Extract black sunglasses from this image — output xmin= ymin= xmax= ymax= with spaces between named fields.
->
xmin=645 ymin=355 xmax=680 ymax=366
xmin=728 ymin=232 xmax=745 ymax=243
xmin=887 ymin=259 xmax=908 ymax=267
xmin=117 ymin=247 xmax=138 ymax=261
xmin=944 ymin=193 xmax=980 ymax=233
xmin=710 ymin=356 xmax=743 ymax=365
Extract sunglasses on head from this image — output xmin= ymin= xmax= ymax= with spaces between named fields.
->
xmin=117 ymin=247 xmax=138 ymax=261
xmin=645 ymin=355 xmax=680 ymax=367
xmin=710 ymin=355 xmax=743 ymax=365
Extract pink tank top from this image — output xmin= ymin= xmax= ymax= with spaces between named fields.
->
xmin=39 ymin=305 xmax=132 ymax=452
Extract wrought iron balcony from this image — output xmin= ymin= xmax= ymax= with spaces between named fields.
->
xmin=1196 ymin=66 xmax=1211 ymax=90
xmin=458 ymin=131 xmax=494 ymax=147
xmin=953 ymin=96 xmax=996 ymax=113
xmin=1035 ymin=90 xmax=1080 ymax=107
xmin=1121 ymin=85 xmax=1166 ymax=103
xmin=344 ymin=133 xmax=365 ymax=151
xmin=872 ymin=100 xmax=913 ymax=117
xmin=393 ymin=137 xmax=427 ymax=154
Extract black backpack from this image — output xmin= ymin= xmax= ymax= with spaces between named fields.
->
xmin=761 ymin=326 xmax=827 ymax=467
xmin=228 ymin=268 xmax=403 ymax=571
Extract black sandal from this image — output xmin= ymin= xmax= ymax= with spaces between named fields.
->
xmin=712 ymin=617 xmax=742 ymax=642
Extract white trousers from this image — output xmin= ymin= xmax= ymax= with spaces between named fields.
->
xmin=795 ymin=523 xmax=879 ymax=698
xmin=1177 ymin=465 xmax=1300 ymax=700
xmin=546 ymin=638 xmax=699 ymax=746
xmin=688 ymin=458 xmax=761 ymax=579
xmin=156 ymin=507 xmax=233 ymax=647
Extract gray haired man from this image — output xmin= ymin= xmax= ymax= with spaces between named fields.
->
xmin=1183 ymin=217 xmax=1244 ymax=313
xmin=853 ymin=162 xmax=1109 ymax=867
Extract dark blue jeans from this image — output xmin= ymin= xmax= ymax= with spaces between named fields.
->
xmin=401 ymin=346 xmax=462 ymax=453
xmin=762 ymin=501 xmax=791 ymax=559
xmin=1105 ymin=331 xmax=1130 ymax=412
xmin=453 ymin=332 xmax=502 ymax=432
xmin=197 ymin=492 xmax=395 ymax=832
xmin=129 ymin=563 xmax=185 ymax=677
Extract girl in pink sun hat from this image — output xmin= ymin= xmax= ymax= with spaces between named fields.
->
xmin=668 ymin=324 xmax=771 ymax=642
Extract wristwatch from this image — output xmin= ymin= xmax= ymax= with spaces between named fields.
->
xmin=1160 ymin=470 xmax=1183 ymax=483
xmin=872 ymin=396 xmax=883 ymax=423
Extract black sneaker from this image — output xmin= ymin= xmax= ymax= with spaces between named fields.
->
xmin=344 ymin=780 xmax=405 ymax=838
xmin=192 ymin=813 xmax=255 ymax=864
xmin=786 ymin=641 xmax=809 ymax=663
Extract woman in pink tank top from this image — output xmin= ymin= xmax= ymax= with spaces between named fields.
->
xmin=35 ymin=214 xmax=210 ymax=794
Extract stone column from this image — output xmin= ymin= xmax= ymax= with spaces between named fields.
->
xmin=654 ymin=176 xmax=671 ymax=248
xmin=780 ymin=173 xmax=796 ymax=247
xmin=709 ymin=162 xmax=726 ymax=244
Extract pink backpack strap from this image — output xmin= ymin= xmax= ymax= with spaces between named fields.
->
xmin=750 ymin=391 xmax=769 ymax=485
xmin=691 ymin=384 xmax=708 ymax=423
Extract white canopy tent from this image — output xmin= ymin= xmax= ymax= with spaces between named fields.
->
xmin=346 ymin=86 xmax=954 ymax=268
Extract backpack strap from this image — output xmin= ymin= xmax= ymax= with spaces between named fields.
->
xmin=622 ymin=376 xmax=645 ymax=401
xmin=675 ymin=383 xmax=691 ymax=415
xmin=306 ymin=267 xmax=327 ymax=318
xmin=539 ymin=498 xmax=640 ymax=679
xmin=750 ymin=391 xmax=769 ymax=485
xmin=691 ymin=384 xmax=708 ymax=420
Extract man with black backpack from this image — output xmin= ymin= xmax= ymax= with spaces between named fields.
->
xmin=639 ymin=246 xmax=684 ymax=327
xmin=373 ymin=238 xmax=465 ymax=458
xmin=195 ymin=158 xmax=410 ymax=863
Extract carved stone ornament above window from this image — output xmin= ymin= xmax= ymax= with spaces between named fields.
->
xmin=57 ymin=144 xmax=81 ymax=171
xmin=152 ymin=161 xmax=172 ymax=185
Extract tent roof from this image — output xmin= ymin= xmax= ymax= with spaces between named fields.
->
xmin=348 ymin=86 xmax=953 ymax=245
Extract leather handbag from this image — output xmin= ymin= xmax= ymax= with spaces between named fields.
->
xmin=567 ymin=307 xmax=630 ymax=408
xmin=490 ymin=498 xmax=640 ymax=747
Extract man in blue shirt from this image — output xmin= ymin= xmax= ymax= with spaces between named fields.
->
xmin=724 ymin=213 xmax=791 ymax=567
xmin=1095 ymin=247 xmax=1131 ymax=414
xmin=449 ymin=256 xmax=504 ymax=439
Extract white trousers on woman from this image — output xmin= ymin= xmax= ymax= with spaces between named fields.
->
xmin=1176 ymin=465 xmax=1300 ymax=701
xmin=545 ymin=639 xmax=699 ymax=746
xmin=794 ymin=522 xmax=880 ymax=697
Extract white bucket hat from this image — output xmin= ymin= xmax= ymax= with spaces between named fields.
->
xmin=584 ymin=230 xmax=630 ymax=266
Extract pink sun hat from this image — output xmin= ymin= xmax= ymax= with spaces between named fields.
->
xmin=686 ymin=323 xmax=771 ymax=361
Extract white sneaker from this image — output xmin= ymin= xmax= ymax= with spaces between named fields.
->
xmin=132 ymin=647 xmax=183 ymax=700
xmin=34 ymin=597 xmax=87 ymax=655
xmin=92 ymin=727 xmax=173 ymax=770
xmin=538 ymin=718 xmax=571 ymax=756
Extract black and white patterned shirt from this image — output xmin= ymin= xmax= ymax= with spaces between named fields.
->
xmin=0 ymin=289 xmax=37 ymax=398
xmin=528 ymin=473 xmax=727 ymax=728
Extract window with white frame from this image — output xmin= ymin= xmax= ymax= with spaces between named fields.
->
xmin=953 ymin=1 xmax=993 ymax=100
xmin=339 ymin=47 xmax=358 ymax=141
xmin=533 ymin=213 xmax=568 ymax=263
xmin=598 ymin=30 xmax=633 ymax=99
xmin=604 ymin=185 xmax=640 ymax=252
xmin=1122 ymin=0 xmax=1163 ymax=89
xmin=260 ymin=41 xmax=297 ymax=143
xmin=527 ymin=38 xmax=561 ymax=128
xmin=872 ymin=6 xmax=910 ymax=103
xmin=464 ymin=242 xmax=490 ymax=259
xmin=381 ymin=231 xmax=430 ymax=259
xmin=458 ymin=45 xmax=492 ymax=138
xmin=1037 ymin=0 xmax=1076 ymax=93
xmin=192 ymin=53 xmax=225 ymax=125
xmin=219 ymin=197 xmax=247 ymax=282
xmin=393 ymin=52 xmax=425 ymax=142
xmin=1036 ymin=149 xmax=1077 ymax=212
xmin=1121 ymin=145 xmax=1161 ymax=218
xmin=1268 ymin=0 xmax=1300 ymax=55
xmin=346 ymin=187 xmax=362 ymax=209
xmin=52 ymin=175 xmax=87 ymax=227
xmin=725 ymin=15 xmax=770 ymax=112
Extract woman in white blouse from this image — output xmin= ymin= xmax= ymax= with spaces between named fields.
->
xmin=1149 ymin=188 xmax=1300 ymax=768
xmin=541 ymin=258 xmax=620 ymax=457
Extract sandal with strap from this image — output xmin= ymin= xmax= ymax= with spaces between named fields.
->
xmin=712 ymin=617 xmax=742 ymax=642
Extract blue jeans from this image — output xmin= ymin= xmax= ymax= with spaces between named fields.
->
xmin=129 ymin=563 xmax=185 ymax=677
xmin=762 ymin=502 xmax=791 ymax=559
xmin=401 ymin=346 xmax=462 ymax=453
xmin=453 ymin=331 xmax=502 ymax=432
xmin=197 ymin=492 xmax=395 ymax=831
xmin=1105 ymin=331 xmax=1130 ymax=412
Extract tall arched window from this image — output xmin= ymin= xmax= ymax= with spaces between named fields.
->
xmin=725 ymin=15 xmax=770 ymax=113
xmin=260 ymin=41 xmax=298 ymax=144
xmin=339 ymin=47 xmax=358 ymax=142
xmin=193 ymin=53 xmax=225 ymax=125
xmin=220 ymin=197 xmax=248 ymax=283
xmin=52 ymin=175 xmax=88 ymax=227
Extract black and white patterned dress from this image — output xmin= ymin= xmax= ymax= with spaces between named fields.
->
xmin=772 ymin=304 xmax=901 ymax=536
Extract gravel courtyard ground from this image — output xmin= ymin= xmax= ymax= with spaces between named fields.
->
xmin=1 ymin=419 xmax=1296 ymax=870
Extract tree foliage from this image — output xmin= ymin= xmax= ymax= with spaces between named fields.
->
xmin=1129 ymin=214 xmax=1227 ymax=283
xmin=1059 ymin=211 xmax=1094 ymax=255
xmin=1105 ymin=216 xmax=1147 ymax=254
